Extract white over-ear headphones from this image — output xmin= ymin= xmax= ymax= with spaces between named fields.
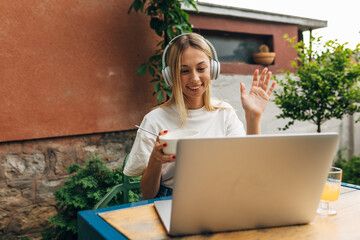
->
xmin=161 ymin=33 xmax=220 ymax=87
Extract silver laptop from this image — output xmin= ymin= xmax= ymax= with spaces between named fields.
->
xmin=154 ymin=132 xmax=339 ymax=236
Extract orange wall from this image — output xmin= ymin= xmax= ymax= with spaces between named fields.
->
xmin=0 ymin=0 xmax=157 ymax=142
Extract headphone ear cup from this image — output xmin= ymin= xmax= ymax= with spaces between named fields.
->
xmin=162 ymin=66 xmax=172 ymax=87
xmin=210 ymin=60 xmax=214 ymax=80
xmin=210 ymin=60 xmax=220 ymax=80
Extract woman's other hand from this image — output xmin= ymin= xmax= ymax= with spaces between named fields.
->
xmin=240 ymin=68 xmax=276 ymax=134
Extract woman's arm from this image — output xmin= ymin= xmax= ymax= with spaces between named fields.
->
xmin=240 ymin=68 xmax=276 ymax=134
xmin=140 ymin=130 xmax=176 ymax=199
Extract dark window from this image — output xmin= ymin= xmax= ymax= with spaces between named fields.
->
xmin=197 ymin=30 xmax=274 ymax=65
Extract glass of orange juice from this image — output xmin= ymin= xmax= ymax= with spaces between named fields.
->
xmin=317 ymin=167 xmax=342 ymax=216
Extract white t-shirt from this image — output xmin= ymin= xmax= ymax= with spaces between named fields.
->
xmin=123 ymin=99 xmax=245 ymax=187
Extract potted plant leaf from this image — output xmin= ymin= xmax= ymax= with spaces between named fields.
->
xmin=253 ymin=44 xmax=276 ymax=65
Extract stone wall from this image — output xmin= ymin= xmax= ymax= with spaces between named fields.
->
xmin=0 ymin=130 xmax=136 ymax=240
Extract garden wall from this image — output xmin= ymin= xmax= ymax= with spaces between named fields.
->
xmin=0 ymin=130 xmax=136 ymax=239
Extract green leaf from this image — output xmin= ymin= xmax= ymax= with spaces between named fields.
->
xmin=67 ymin=164 xmax=81 ymax=173
xmin=150 ymin=17 xmax=163 ymax=32
xmin=149 ymin=54 xmax=161 ymax=62
xmin=154 ymin=82 xmax=161 ymax=92
xmin=157 ymin=91 xmax=164 ymax=103
xmin=148 ymin=65 xmax=156 ymax=77
xmin=166 ymin=28 xmax=174 ymax=40
xmin=128 ymin=3 xmax=134 ymax=14
xmin=137 ymin=63 xmax=147 ymax=76
xmin=132 ymin=0 xmax=144 ymax=12
xmin=165 ymin=87 xmax=172 ymax=97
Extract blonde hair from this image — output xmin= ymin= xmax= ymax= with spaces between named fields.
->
xmin=158 ymin=33 xmax=222 ymax=125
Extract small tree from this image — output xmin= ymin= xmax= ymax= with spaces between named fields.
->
xmin=128 ymin=0 xmax=198 ymax=103
xmin=273 ymin=35 xmax=360 ymax=132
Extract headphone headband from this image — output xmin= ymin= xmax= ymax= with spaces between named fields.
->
xmin=161 ymin=33 xmax=220 ymax=86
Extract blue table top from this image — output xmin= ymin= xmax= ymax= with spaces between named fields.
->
xmin=78 ymin=196 xmax=171 ymax=240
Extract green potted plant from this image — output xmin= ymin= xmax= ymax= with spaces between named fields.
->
xmin=253 ymin=44 xmax=276 ymax=65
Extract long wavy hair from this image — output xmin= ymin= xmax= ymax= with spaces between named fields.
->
xmin=158 ymin=33 xmax=221 ymax=125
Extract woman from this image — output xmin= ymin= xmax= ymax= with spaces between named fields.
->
xmin=124 ymin=33 xmax=276 ymax=199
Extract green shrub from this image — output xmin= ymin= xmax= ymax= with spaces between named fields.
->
xmin=334 ymin=154 xmax=360 ymax=185
xmin=273 ymin=35 xmax=360 ymax=133
xmin=41 ymin=155 xmax=141 ymax=240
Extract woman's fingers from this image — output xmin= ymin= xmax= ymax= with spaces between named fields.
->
xmin=253 ymin=68 xmax=268 ymax=87
xmin=157 ymin=130 xmax=168 ymax=153
xmin=258 ymin=68 xmax=267 ymax=87
xmin=159 ymin=130 xmax=168 ymax=136
xmin=158 ymin=141 xmax=176 ymax=163
xmin=267 ymin=81 xmax=277 ymax=96
xmin=262 ymin=70 xmax=272 ymax=91
xmin=156 ymin=129 xmax=168 ymax=141
xmin=154 ymin=129 xmax=176 ymax=163
xmin=155 ymin=140 xmax=167 ymax=154
xmin=163 ymin=154 xmax=176 ymax=163
xmin=152 ymin=141 xmax=175 ymax=163
xmin=240 ymin=82 xmax=246 ymax=97
xmin=253 ymin=68 xmax=274 ymax=93
xmin=252 ymin=69 xmax=259 ymax=88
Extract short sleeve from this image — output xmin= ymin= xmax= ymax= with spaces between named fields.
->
xmin=123 ymin=118 xmax=157 ymax=177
